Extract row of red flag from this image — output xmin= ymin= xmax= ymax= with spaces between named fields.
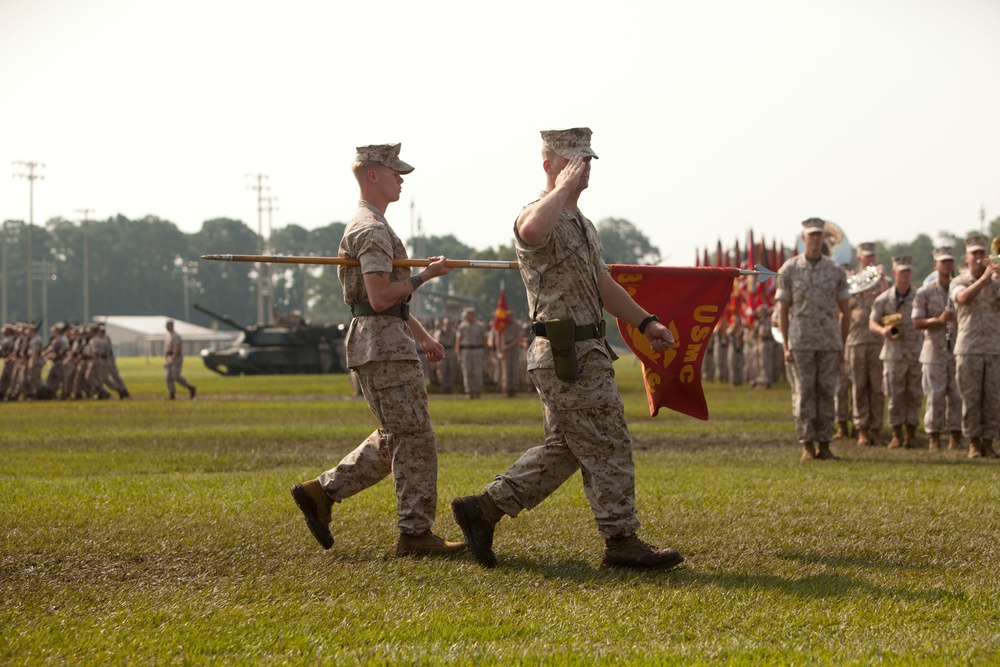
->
xmin=488 ymin=231 xmax=791 ymax=422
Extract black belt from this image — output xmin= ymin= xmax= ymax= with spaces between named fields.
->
xmin=460 ymin=345 xmax=483 ymax=349
xmin=531 ymin=320 xmax=606 ymax=340
xmin=350 ymin=301 xmax=410 ymax=320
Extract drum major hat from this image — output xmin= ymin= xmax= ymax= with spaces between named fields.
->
xmin=354 ymin=143 xmax=415 ymax=174
xmin=541 ymin=128 xmax=599 ymax=159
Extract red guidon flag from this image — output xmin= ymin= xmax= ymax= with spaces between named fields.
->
xmin=492 ymin=286 xmax=511 ymax=333
xmin=609 ymin=265 xmax=739 ymax=421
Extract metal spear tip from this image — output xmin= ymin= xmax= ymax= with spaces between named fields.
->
xmin=754 ymin=264 xmax=777 ymax=282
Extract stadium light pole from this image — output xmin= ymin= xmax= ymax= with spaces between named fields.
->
xmin=13 ymin=160 xmax=44 ymax=321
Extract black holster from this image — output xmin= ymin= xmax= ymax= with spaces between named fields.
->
xmin=542 ymin=318 xmax=580 ymax=382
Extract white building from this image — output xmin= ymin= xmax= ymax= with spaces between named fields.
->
xmin=97 ymin=316 xmax=238 ymax=358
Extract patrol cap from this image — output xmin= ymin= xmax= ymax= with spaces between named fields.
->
xmin=354 ymin=143 xmax=414 ymax=174
xmin=541 ymin=127 xmax=599 ymax=160
xmin=932 ymin=246 xmax=955 ymax=262
xmin=857 ymin=242 xmax=876 ymax=257
xmin=965 ymin=233 xmax=989 ymax=252
xmin=462 ymin=307 xmax=476 ymax=316
xmin=801 ymin=217 xmax=825 ymax=233
xmin=892 ymin=254 xmax=913 ymax=271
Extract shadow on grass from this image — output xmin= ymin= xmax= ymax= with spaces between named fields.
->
xmin=438 ymin=553 xmax=965 ymax=605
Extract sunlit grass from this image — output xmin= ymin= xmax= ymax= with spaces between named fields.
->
xmin=3 ymin=357 xmax=999 ymax=664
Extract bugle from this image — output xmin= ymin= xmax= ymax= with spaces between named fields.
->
xmin=880 ymin=313 xmax=903 ymax=340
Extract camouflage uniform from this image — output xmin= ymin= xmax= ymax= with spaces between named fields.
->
xmin=950 ymin=267 xmax=1000 ymax=441
xmin=776 ymin=253 xmax=850 ymax=445
xmin=870 ymin=286 xmax=922 ymax=429
xmin=702 ymin=330 xmax=716 ymax=381
xmin=713 ymin=328 xmax=729 ymax=382
xmin=164 ymin=326 xmax=195 ymax=397
xmin=317 ymin=200 xmax=439 ymax=535
xmin=0 ymin=326 xmax=15 ymax=399
xmin=484 ymin=204 xmax=640 ymax=540
xmin=433 ymin=321 xmax=458 ymax=392
xmin=845 ymin=273 xmax=887 ymax=436
xmin=495 ymin=320 xmax=523 ymax=396
xmin=728 ymin=323 xmax=744 ymax=386
xmin=456 ymin=312 xmax=486 ymax=398
xmin=912 ymin=276 xmax=960 ymax=435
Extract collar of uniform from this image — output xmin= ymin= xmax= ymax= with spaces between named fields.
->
xmin=358 ymin=199 xmax=388 ymax=222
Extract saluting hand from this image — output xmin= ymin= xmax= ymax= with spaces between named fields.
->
xmin=554 ymin=155 xmax=586 ymax=192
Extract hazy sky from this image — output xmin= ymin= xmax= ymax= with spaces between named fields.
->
xmin=2 ymin=0 xmax=998 ymax=264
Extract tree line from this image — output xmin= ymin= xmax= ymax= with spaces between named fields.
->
xmin=0 ymin=214 xmax=662 ymax=329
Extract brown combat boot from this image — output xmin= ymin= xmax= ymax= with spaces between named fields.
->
xmin=949 ymin=431 xmax=963 ymax=451
xmin=887 ymin=425 xmax=904 ymax=449
xmin=601 ymin=534 xmax=684 ymax=570
xmin=982 ymin=438 xmax=999 ymax=459
xmin=968 ymin=437 xmax=984 ymax=459
xmin=867 ymin=429 xmax=882 ymax=446
xmin=396 ymin=531 xmax=466 ymax=556
xmin=857 ymin=430 xmax=871 ymax=447
xmin=816 ymin=442 xmax=840 ymax=460
xmin=928 ymin=433 xmax=941 ymax=452
xmin=800 ymin=441 xmax=817 ymax=462
xmin=832 ymin=421 xmax=849 ymax=440
xmin=903 ymin=424 xmax=920 ymax=449
xmin=290 ymin=479 xmax=335 ymax=549
xmin=451 ymin=494 xmax=502 ymax=568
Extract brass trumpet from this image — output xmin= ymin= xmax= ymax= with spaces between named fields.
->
xmin=974 ymin=236 xmax=1000 ymax=265
xmin=880 ymin=313 xmax=903 ymax=340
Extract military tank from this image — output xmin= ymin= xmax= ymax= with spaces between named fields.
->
xmin=194 ymin=303 xmax=347 ymax=376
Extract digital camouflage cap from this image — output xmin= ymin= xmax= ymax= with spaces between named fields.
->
xmin=541 ymin=127 xmax=599 ymax=159
xmin=354 ymin=143 xmax=415 ymax=174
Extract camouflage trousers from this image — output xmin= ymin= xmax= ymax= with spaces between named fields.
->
xmin=702 ymin=345 xmax=715 ymax=381
xmin=884 ymin=358 xmax=922 ymax=427
xmin=714 ymin=344 xmax=729 ymax=382
xmin=486 ymin=351 xmax=640 ymax=540
xmin=788 ymin=349 xmax=839 ymax=443
xmin=437 ymin=351 xmax=458 ymax=391
xmin=0 ymin=361 xmax=13 ymax=397
xmin=498 ymin=349 xmax=521 ymax=396
xmin=165 ymin=356 xmax=193 ymax=394
xmin=846 ymin=344 xmax=884 ymax=432
xmin=955 ymin=354 xmax=1000 ymax=440
xmin=319 ymin=360 xmax=438 ymax=535
xmin=460 ymin=348 xmax=484 ymax=397
xmin=921 ymin=359 xmax=961 ymax=434
xmin=834 ymin=357 xmax=851 ymax=422
xmin=729 ymin=349 xmax=744 ymax=386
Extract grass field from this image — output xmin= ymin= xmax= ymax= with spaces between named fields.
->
xmin=3 ymin=357 xmax=999 ymax=665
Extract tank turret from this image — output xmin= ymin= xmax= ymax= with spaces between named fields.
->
xmin=194 ymin=303 xmax=346 ymax=376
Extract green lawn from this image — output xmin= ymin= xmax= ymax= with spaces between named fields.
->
xmin=2 ymin=358 xmax=998 ymax=665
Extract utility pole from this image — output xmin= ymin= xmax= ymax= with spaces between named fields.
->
xmin=76 ymin=208 xmax=94 ymax=323
xmin=13 ymin=160 xmax=44 ymax=321
xmin=246 ymin=174 xmax=269 ymax=324
xmin=263 ymin=195 xmax=278 ymax=317
xmin=1 ymin=220 xmax=8 ymax=325
xmin=981 ymin=203 xmax=986 ymax=235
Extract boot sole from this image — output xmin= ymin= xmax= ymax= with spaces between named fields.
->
xmin=290 ymin=484 xmax=334 ymax=550
xmin=451 ymin=498 xmax=499 ymax=568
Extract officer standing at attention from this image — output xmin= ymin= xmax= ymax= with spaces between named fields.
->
xmin=776 ymin=218 xmax=851 ymax=462
xmin=912 ymin=247 xmax=962 ymax=451
xmin=845 ymin=242 xmax=890 ymax=446
xmin=870 ymin=255 xmax=923 ymax=448
xmin=290 ymin=143 xmax=465 ymax=556
xmin=164 ymin=320 xmax=196 ymax=400
xmin=451 ymin=127 xmax=684 ymax=571
xmin=950 ymin=233 xmax=1000 ymax=459
xmin=456 ymin=307 xmax=486 ymax=399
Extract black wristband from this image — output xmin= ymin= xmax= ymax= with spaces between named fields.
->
xmin=638 ymin=314 xmax=659 ymax=334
